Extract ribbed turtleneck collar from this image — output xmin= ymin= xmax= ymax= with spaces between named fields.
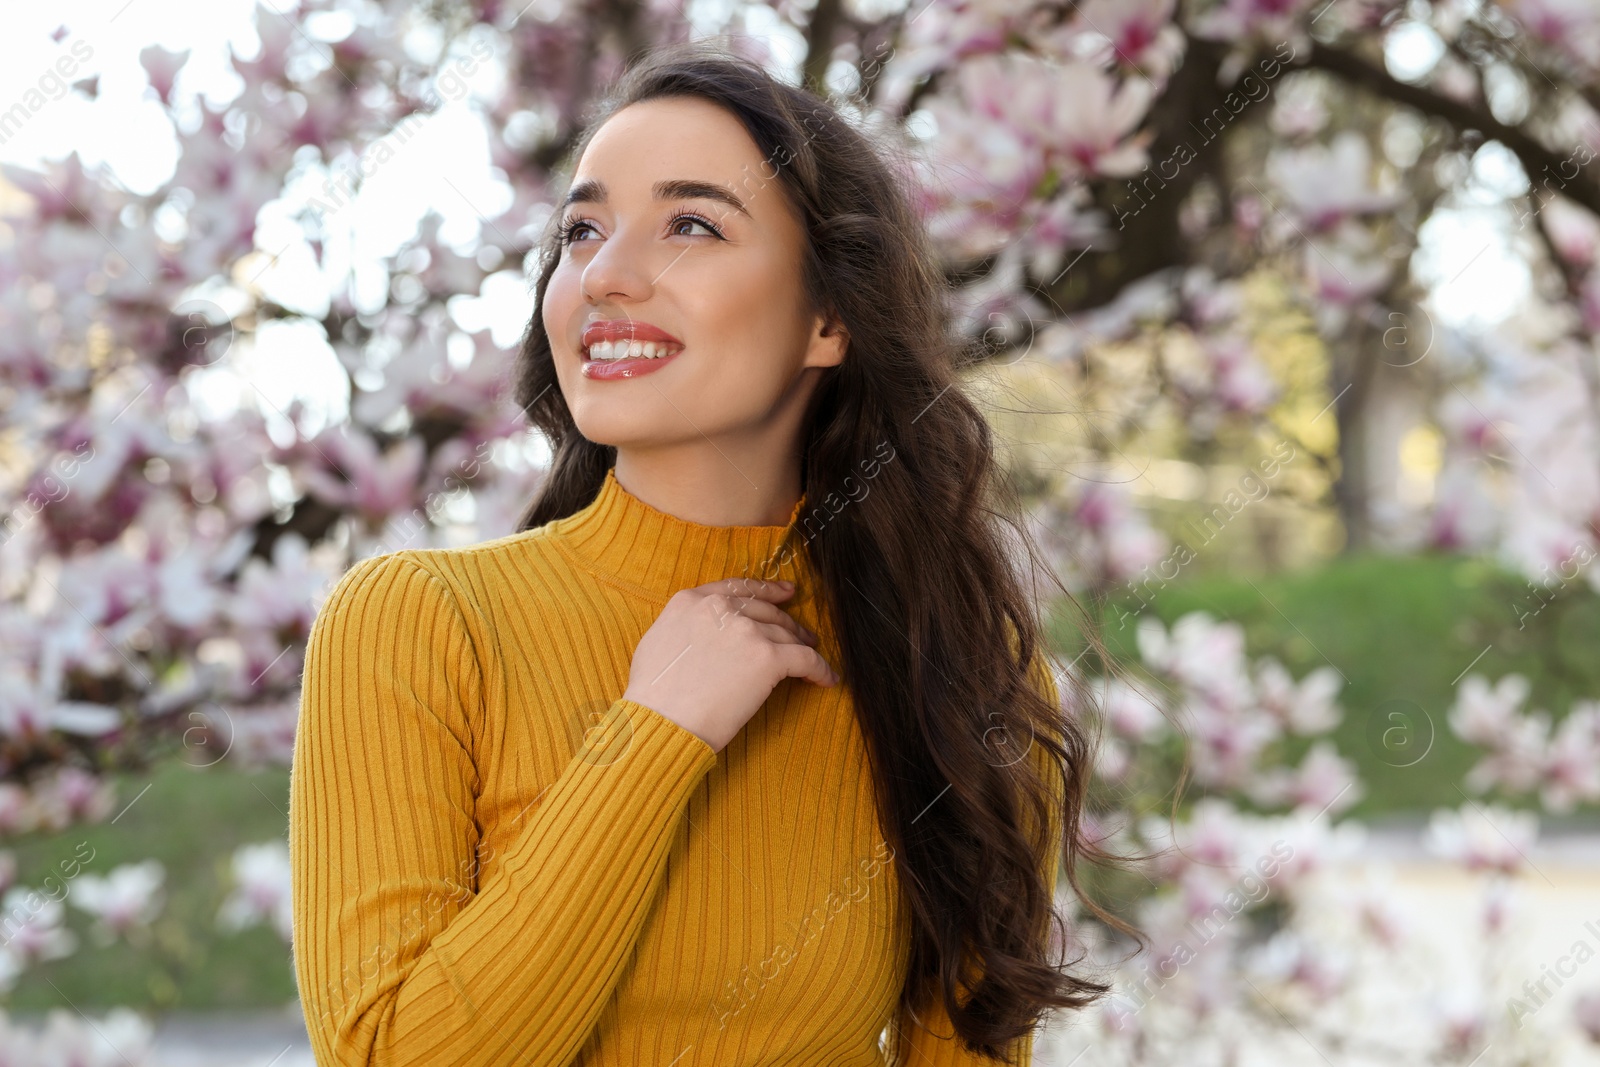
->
xmin=549 ymin=466 xmax=811 ymax=601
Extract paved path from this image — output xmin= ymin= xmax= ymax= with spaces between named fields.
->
xmin=143 ymin=1010 xmax=313 ymax=1067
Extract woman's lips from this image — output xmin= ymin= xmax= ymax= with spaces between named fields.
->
xmin=579 ymin=346 xmax=682 ymax=380
xmin=580 ymin=319 xmax=682 ymax=349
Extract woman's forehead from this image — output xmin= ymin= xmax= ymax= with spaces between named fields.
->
xmin=572 ymin=98 xmax=795 ymax=227
xmin=584 ymin=98 xmax=758 ymax=172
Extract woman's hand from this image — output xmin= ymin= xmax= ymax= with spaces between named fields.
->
xmin=622 ymin=577 xmax=839 ymax=753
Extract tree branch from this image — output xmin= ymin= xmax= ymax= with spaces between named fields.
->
xmin=1302 ymin=39 xmax=1600 ymax=216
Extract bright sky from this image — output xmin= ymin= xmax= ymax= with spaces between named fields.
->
xmin=0 ymin=2 xmax=1531 ymax=438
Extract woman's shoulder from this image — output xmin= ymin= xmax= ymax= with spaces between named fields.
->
xmin=320 ymin=524 xmax=577 ymax=623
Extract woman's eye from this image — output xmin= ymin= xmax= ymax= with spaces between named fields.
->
xmin=670 ymin=214 xmax=723 ymax=239
xmin=561 ymin=212 xmax=723 ymax=246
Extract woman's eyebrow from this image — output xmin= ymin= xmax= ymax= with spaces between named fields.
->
xmin=561 ymin=177 xmax=752 ymax=219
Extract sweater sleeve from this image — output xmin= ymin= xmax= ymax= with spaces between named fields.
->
xmin=290 ymin=552 xmax=718 ymax=1067
xmin=887 ymin=653 xmax=1067 ymax=1066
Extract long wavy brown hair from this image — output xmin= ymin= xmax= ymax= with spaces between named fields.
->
xmin=511 ymin=41 xmax=1139 ymax=1062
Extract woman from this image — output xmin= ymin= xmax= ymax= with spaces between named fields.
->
xmin=291 ymin=41 xmax=1121 ymax=1066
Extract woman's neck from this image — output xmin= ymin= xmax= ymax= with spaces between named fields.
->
xmin=548 ymin=463 xmax=811 ymax=603
xmin=611 ymin=450 xmax=806 ymax=530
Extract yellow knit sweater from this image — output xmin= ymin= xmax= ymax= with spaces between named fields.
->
xmin=291 ymin=464 xmax=1063 ymax=1066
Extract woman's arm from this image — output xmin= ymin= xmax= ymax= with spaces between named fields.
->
xmin=291 ymin=553 xmax=718 ymax=1066
xmin=886 ymin=652 xmax=1067 ymax=1066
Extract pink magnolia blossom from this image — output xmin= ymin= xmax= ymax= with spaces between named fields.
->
xmin=1574 ymin=988 xmax=1600 ymax=1044
xmin=1269 ymin=86 xmax=1328 ymax=140
xmin=1064 ymin=0 xmax=1186 ymax=80
xmin=1542 ymin=196 xmax=1600 ymax=268
xmin=1267 ymin=132 xmax=1401 ymax=233
xmin=1245 ymin=930 xmax=1351 ymax=1004
xmin=1259 ymin=806 xmax=1363 ymax=891
xmin=32 ymin=767 xmax=117 ymax=830
xmin=294 ymin=429 xmax=426 ymax=527
xmin=1093 ymin=734 xmax=1133 ymax=783
xmin=1201 ymin=332 xmax=1279 ymax=413
xmin=1141 ymin=797 xmax=1253 ymax=878
xmin=138 ymin=45 xmax=190 ymax=106
xmin=1028 ymin=477 xmax=1170 ymax=591
xmin=0 ymin=668 xmax=121 ymax=742
xmin=1249 ymin=741 xmax=1363 ymax=815
xmin=1098 ymin=993 xmax=1143 ymax=1036
xmin=1541 ymin=702 xmax=1600 ymax=812
xmin=891 ymin=0 xmax=1031 ymax=81
xmin=219 ymin=841 xmax=293 ymax=942
xmin=71 ymin=861 xmax=165 ymax=945
xmin=0 ymin=788 xmax=33 ymax=837
xmin=227 ymin=532 xmax=337 ymax=640
xmin=1254 ymin=659 xmax=1342 ymax=734
xmin=349 ymin=327 xmax=506 ymax=430
xmin=1432 ymin=53 xmax=1482 ymax=104
xmin=1463 ymin=710 xmax=1551 ymax=797
xmin=0 ymin=887 xmax=76 ymax=967
xmin=1435 ymin=385 xmax=1512 ymax=455
xmin=1094 ymin=675 xmax=1168 ymax=741
xmin=1301 ymin=231 xmax=1393 ymax=315
xmin=465 ymin=462 xmax=548 ymax=542
xmin=1137 ymin=612 xmax=1253 ymax=708
xmin=1451 ymin=675 xmax=1600 ymax=810
xmin=1449 ymin=674 xmax=1533 ymax=747
xmin=1424 ymin=803 xmax=1539 ymax=875
xmin=0 ymin=152 xmax=109 ymax=228
xmin=1431 ymin=987 xmax=1491 ymax=1060
xmin=1189 ymin=0 xmax=1321 ymax=43
xmin=223 ymin=699 xmax=301 ymax=768
xmin=1341 ymin=871 xmax=1410 ymax=949
xmin=1187 ymin=703 xmax=1281 ymax=790
xmin=1181 ymin=266 xmax=1246 ymax=330
xmin=1044 ymin=61 xmax=1154 ymax=180
xmin=1502 ymin=0 xmax=1600 ymax=72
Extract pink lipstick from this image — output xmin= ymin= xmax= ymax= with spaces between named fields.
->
xmin=580 ymin=319 xmax=684 ymax=380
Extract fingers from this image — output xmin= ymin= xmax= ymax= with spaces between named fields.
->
xmin=773 ymin=642 xmax=840 ymax=688
xmin=753 ymin=620 xmax=808 ymax=647
xmin=694 ymin=578 xmax=834 ymax=680
xmin=700 ymin=583 xmax=816 ymax=645
xmin=750 ymin=618 xmax=836 ymax=682
xmin=717 ymin=598 xmax=818 ymax=646
xmin=704 ymin=576 xmax=793 ymax=603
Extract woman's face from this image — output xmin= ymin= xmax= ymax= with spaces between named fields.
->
xmin=541 ymin=96 xmax=846 ymax=455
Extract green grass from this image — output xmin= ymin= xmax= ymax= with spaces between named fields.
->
xmin=5 ymin=549 xmax=1599 ymax=1012
xmin=4 ymin=761 xmax=295 ymax=1011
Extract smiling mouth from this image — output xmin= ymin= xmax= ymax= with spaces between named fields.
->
xmin=579 ymin=340 xmax=684 ymax=380
xmin=582 ymin=339 xmax=684 ymax=361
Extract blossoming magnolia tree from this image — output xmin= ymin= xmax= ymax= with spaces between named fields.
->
xmin=1036 ymin=612 xmax=1600 ymax=1065
xmin=1 ymin=0 xmax=1599 ymax=1058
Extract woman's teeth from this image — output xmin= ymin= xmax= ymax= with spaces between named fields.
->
xmin=586 ymin=340 xmax=679 ymax=361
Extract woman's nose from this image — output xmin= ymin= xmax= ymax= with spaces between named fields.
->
xmin=581 ymin=224 xmax=656 ymax=304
